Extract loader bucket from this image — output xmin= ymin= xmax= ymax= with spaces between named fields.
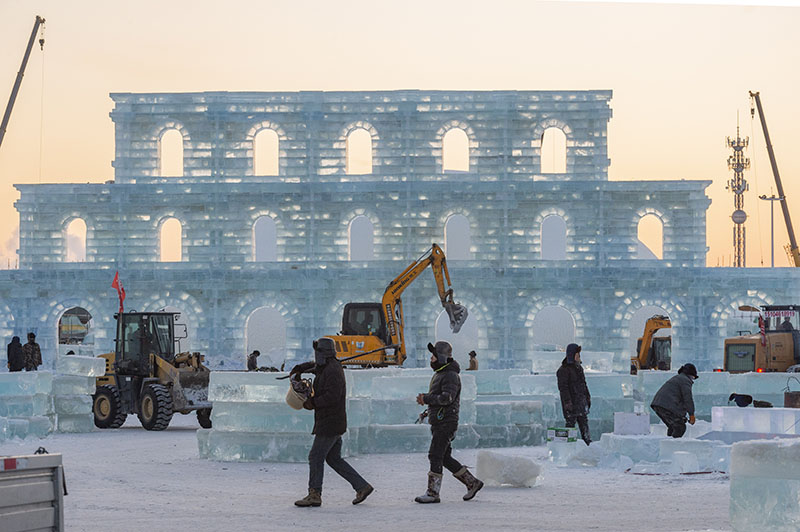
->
xmin=445 ymin=303 xmax=469 ymax=334
xmin=173 ymin=370 xmax=212 ymax=410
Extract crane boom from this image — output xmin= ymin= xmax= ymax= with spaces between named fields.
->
xmin=0 ymin=15 xmax=45 ymax=151
xmin=749 ymin=91 xmax=800 ymax=267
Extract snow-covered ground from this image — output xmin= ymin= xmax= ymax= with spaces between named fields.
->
xmin=0 ymin=415 xmax=731 ymax=532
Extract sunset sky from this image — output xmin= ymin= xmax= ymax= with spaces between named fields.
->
xmin=1 ymin=0 xmax=798 ymax=267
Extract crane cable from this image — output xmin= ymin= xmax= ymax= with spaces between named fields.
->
xmin=37 ymin=22 xmax=45 ymax=184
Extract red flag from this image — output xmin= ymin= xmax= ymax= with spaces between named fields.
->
xmin=759 ymin=315 xmax=766 ymax=347
xmin=112 ymin=271 xmax=126 ymax=313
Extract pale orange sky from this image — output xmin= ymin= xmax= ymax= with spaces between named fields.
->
xmin=1 ymin=0 xmax=798 ymax=267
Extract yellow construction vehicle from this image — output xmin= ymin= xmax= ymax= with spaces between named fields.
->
xmin=325 ymin=243 xmax=468 ymax=366
xmin=93 ymin=311 xmax=212 ymax=430
xmin=630 ymin=315 xmax=672 ymax=374
xmin=724 ymin=305 xmax=800 ymax=373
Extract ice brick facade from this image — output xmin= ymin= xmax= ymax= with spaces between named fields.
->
xmin=2 ymin=90 xmax=798 ymax=371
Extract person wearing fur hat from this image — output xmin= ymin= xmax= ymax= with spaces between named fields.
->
xmin=414 ymin=340 xmax=483 ymax=504
xmin=556 ymin=343 xmax=592 ymax=445
xmin=651 ymin=363 xmax=698 ymax=438
xmin=290 ymin=338 xmax=373 ymax=508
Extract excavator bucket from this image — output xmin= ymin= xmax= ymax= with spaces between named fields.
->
xmin=445 ymin=303 xmax=469 ymax=334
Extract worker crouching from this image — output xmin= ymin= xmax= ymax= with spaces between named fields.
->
xmin=415 ymin=341 xmax=483 ymax=503
xmin=650 ymin=363 xmax=698 ymax=438
xmin=292 ymin=338 xmax=373 ymax=507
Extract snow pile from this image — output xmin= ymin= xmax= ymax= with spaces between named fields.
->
xmin=730 ymin=438 xmax=800 ymax=532
xmin=476 ymin=450 xmax=542 ymax=487
xmin=53 ymin=355 xmax=104 ymax=433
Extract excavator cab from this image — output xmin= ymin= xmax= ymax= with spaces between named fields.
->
xmin=342 ymin=303 xmax=389 ymax=344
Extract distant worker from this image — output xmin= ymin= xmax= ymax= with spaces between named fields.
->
xmin=414 ymin=341 xmax=483 ymax=504
xmin=6 ymin=336 xmax=24 ymax=372
xmin=65 ymin=350 xmax=75 ymax=355
xmin=467 ymin=350 xmax=478 ymax=371
xmin=556 ymin=343 xmax=592 ymax=445
xmin=22 ymin=332 xmax=42 ymax=371
xmin=650 ymin=363 xmax=698 ymax=438
xmin=778 ymin=317 xmax=795 ymax=332
xmin=291 ymin=338 xmax=373 ymax=508
xmin=247 ymin=350 xmax=261 ymax=371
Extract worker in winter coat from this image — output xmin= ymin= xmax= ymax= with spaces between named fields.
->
xmin=22 ymin=332 xmax=42 ymax=371
xmin=6 ymin=336 xmax=24 ymax=372
xmin=246 ymin=350 xmax=260 ymax=371
xmin=415 ymin=341 xmax=483 ymax=504
xmin=291 ymin=338 xmax=373 ymax=508
xmin=651 ymin=363 xmax=698 ymax=438
xmin=556 ymin=343 xmax=592 ymax=445
xmin=467 ymin=350 xmax=478 ymax=370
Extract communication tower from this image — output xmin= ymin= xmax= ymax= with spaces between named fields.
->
xmin=726 ymin=124 xmax=749 ymax=267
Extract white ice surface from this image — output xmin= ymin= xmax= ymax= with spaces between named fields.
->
xmin=0 ymin=414 xmax=731 ymax=532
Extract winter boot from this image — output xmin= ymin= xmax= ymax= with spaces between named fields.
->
xmin=352 ymin=484 xmax=374 ymax=505
xmin=453 ymin=466 xmax=484 ymax=501
xmin=414 ymin=472 xmax=442 ymax=504
xmin=294 ymin=488 xmax=322 ymax=507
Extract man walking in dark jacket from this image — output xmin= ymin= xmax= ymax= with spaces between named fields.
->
xmin=415 ymin=341 xmax=483 ymax=504
xmin=556 ymin=343 xmax=592 ymax=445
xmin=6 ymin=336 xmax=24 ymax=372
xmin=651 ymin=363 xmax=698 ymax=438
xmin=292 ymin=338 xmax=373 ymax=508
xmin=22 ymin=332 xmax=42 ymax=371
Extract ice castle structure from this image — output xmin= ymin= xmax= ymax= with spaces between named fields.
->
xmin=1 ymin=90 xmax=798 ymax=372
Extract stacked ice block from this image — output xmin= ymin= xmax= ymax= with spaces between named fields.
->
xmin=0 ymin=371 xmax=54 ymax=441
xmin=53 ymin=355 xmax=105 ymax=433
xmin=730 ymin=439 xmax=800 ymax=531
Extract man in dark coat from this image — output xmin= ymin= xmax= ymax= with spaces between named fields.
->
xmin=651 ymin=363 xmax=698 ymax=438
xmin=22 ymin=332 xmax=42 ymax=371
xmin=556 ymin=343 xmax=592 ymax=445
xmin=414 ymin=341 xmax=483 ymax=504
xmin=291 ymin=338 xmax=373 ymax=508
xmin=6 ymin=336 xmax=24 ymax=372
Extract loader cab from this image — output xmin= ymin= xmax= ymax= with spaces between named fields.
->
xmin=341 ymin=303 xmax=388 ymax=344
xmin=115 ymin=312 xmax=177 ymax=375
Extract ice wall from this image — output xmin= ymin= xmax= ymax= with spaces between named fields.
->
xmin=1 ymin=90 xmax=797 ymax=373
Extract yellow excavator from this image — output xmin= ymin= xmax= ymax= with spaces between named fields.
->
xmin=630 ymin=315 xmax=672 ymax=374
xmin=325 ymin=243 xmax=468 ymax=366
xmin=93 ymin=311 xmax=212 ymax=430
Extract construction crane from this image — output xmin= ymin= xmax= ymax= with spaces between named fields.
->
xmin=0 ymin=15 xmax=46 ymax=151
xmin=749 ymin=91 xmax=800 ymax=267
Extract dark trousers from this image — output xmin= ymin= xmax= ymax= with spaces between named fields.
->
xmin=428 ymin=423 xmax=463 ymax=475
xmin=651 ymin=405 xmax=687 ymax=438
xmin=565 ymin=413 xmax=592 ymax=445
xmin=308 ymin=434 xmax=368 ymax=492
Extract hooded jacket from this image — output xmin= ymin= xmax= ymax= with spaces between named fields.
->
xmin=7 ymin=337 xmax=23 ymax=372
xmin=651 ymin=373 xmax=695 ymax=417
xmin=556 ymin=353 xmax=591 ymax=417
xmin=422 ymin=359 xmax=462 ymax=426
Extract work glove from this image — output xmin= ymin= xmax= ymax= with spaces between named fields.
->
xmin=688 ymin=415 xmax=696 ymax=425
xmin=303 ymin=397 xmax=314 ymax=410
xmin=291 ymin=361 xmax=315 ymax=376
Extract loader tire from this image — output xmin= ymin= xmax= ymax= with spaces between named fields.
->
xmin=196 ymin=408 xmax=212 ymax=429
xmin=93 ymin=385 xmax=127 ymax=429
xmin=138 ymin=383 xmax=174 ymax=431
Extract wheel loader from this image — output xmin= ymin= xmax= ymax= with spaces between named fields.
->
xmin=724 ymin=305 xmax=800 ymax=373
xmin=93 ymin=311 xmax=212 ymax=430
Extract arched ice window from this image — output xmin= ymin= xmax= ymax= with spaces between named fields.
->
xmin=442 ymin=128 xmax=469 ymax=172
xmin=159 ymin=217 xmax=182 ymax=262
xmin=349 ymin=215 xmax=374 ymax=260
xmin=346 ymin=128 xmax=372 ymax=175
xmin=159 ymin=128 xmax=183 ymax=177
xmin=540 ymin=127 xmax=566 ymax=174
xmin=65 ymin=218 xmax=87 ymax=262
xmin=254 ymin=129 xmax=279 ymax=176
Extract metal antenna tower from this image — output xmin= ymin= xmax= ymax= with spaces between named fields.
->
xmin=726 ymin=119 xmax=750 ymax=268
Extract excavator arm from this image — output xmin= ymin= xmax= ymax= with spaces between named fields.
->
xmin=631 ymin=315 xmax=672 ymax=373
xmin=380 ymin=244 xmax=468 ymax=364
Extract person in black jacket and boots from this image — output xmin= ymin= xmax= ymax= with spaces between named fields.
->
xmin=6 ymin=336 xmax=24 ymax=372
xmin=292 ymin=338 xmax=373 ymax=508
xmin=415 ymin=341 xmax=483 ymax=504
xmin=556 ymin=343 xmax=592 ymax=445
